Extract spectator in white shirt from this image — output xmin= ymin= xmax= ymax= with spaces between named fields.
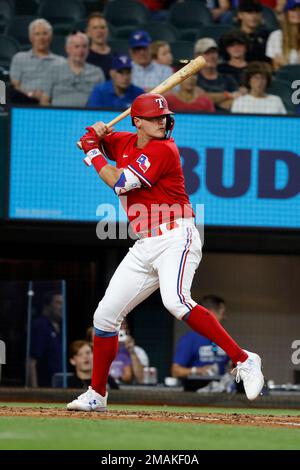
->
xmin=232 ymin=61 xmax=287 ymax=114
xmin=129 ymin=30 xmax=172 ymax=92
xmin=266 ymin=0 xmax=300 ymax=70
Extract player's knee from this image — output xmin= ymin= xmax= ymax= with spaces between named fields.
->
xmin=93 ymin=300 xmax=120 ymax=332
xmin=162 ymin=298 xmax=182 ymax=319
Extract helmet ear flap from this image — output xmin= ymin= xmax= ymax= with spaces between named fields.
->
xmin=165 ymin=115 xmax=175 ymax=138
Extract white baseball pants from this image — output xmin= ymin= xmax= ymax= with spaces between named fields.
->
xmin=94 ymin=218 xmax=202 ymax=332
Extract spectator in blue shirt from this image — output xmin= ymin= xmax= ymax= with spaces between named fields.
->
xmin=87 ymin=55 xmax=144 ymax=109
xmin=171 ymin=295 xmax=230 ymax=379
xmin=29 ymin=291 xmax=63 ymax=387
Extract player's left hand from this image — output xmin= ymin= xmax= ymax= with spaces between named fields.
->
xmin=79 ymin=126 xmax=100 ymax=154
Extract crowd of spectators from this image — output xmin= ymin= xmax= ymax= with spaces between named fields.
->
xmin=1 ymin=0 xmax=300 ymax=115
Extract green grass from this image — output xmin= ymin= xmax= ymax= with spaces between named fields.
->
xmin=0 ymin=403 xmax=300 ymax=450
xmin=0 ymin=416 xmax=299 ymax=450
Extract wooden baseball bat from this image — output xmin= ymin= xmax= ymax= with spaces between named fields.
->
xmin=78 ymin=55 xmax=206 ymax=159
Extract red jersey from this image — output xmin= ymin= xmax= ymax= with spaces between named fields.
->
xmin=101 ymin=132 xmax=194 ymax=232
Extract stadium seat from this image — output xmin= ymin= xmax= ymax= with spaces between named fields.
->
xmin=267 ymin=79 xmax=298 ymax=114
xmin=0 ymin=0 xmax=15 ymax=34
xmin=276 ymin=65 xmax=300 ymax=85
xmin=38 ymin=0 xmax=87 ymax=33
xmin=71 ymin=18 xmax=88 ymax=33
xmin=82 ymin=0 xmax=106 ymax=14
xmin=196 ymin=24 xmax=234 ymax=42
xmin=108 ymin=39 xmax=130 ymax=56
xmin=141 ymin=22 xmax=179 ymax=43
xmin=113 ymin=25 xmax=137 ymax=40
xmin=104 ymin=0 xmax=150 ymax=27
xmin=0 ymin=35 xmax=20 ymax=70
xmin=5 ymin=15 xmax=38 ymax=47
xmin=170 ymin=41 xmax=194 ymax=65
xmin=261 ymin=6 xmax=279 ymax=32
xmin=179 ymin=28 xmax=199 ymax=43
xmin=51 ymin=35 xmax=67 ymax=57
xmin=167 ymin=2 xmax=212 ymax=29
xmin=14 ymin=0 xmax=38 ymax=16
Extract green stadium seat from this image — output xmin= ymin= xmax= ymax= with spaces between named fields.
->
xmin=5 ymin=15 xmax=38 ymax=47
xmin=38 ymin=0 xmax=86 ymax=30
xmin=276 ymin=65 xmax=300 ymax=85
xmin=113 ymin=25 xmax=137 ymax=40
xmin=261 ymin=6 xmax=279 ymax=32
xmin=14 ymin=0 xmax=38 ymax=16
xmin=104 ymin=0 xmax=150 ymax=28
xmin=108 ymin=39 xmax=130 ymax=56
xmin=267 ymin=78 xmax=298 ymax=114
xmin=0 ymin=0 xmax=15 ymax=34
xmin=51 ymin=35 xmax=67 ymax=57
xmin=167 ymin=2 xmax=212 ymax=29
xmin=82 ymin=0 xmax=106 ymax=15
xmin=179 ymin=28 xmax=199 ymax=43
xmin=0 ymin=35 xmax=20 ymax=70
xmin=197 ymin=24 xmax=234 ymax=42
xmin=170 ymin=41 xmax=194 ymax=65
xmin=141 ymin=22 xmax=179 ymax=43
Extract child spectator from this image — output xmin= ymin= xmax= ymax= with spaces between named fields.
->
xmin=149 ymin=40 xmax=173 ymax=67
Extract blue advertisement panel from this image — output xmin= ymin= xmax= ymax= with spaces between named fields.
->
xmin=9 ymin=107 xmax=300 ymax=228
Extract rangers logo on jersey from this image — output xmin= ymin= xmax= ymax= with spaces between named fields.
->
xmin=137 ymin=154 xmax=151 ymax=173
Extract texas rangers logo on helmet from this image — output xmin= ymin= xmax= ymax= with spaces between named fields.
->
xmin=155 ymin=98 xmax=164 ymax=109
xmin=137 ymin=154 xmax=151 ymax=173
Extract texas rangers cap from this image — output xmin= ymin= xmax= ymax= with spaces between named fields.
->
xmin=111 ymin=55 xmax=132 ymax=71
xmin=129 ymin=30 xmax=152 ymax=49
xmin=194 ymin=37 xmax=218 ymax=55
xmin=284 ymin=0 xmax=300 ymax=11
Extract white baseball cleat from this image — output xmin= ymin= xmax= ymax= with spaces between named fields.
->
xmin=67 ymin=386 xmax=108 ymax=411
xmin=232 ymin=350 xmax=264 ymax=401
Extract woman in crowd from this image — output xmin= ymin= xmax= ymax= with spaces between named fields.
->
xmin=266 ymin=0 xmax=300 ymax=70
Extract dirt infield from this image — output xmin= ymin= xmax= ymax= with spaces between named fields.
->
xmin=1 ymin=406 xmax=300 ymax=429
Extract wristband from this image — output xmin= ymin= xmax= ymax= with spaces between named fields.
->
xmin=85 ymin=148 xmax=108 ymax=173
xmin=191 ymin=366 xmax=197 ymax=375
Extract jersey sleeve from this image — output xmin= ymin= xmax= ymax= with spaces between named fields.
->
xmin=100 ymin=132 xmax=133 ymax=162
xmin=127 ymin=142 xmax=175 ymax=187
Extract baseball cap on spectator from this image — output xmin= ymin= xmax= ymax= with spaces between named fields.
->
xmin=111 ymin=55 xmax=132 ymax=71
xmin=222 ymin=30 xmax=249 ymax=48
xmin=238 ymin=0 xmax=262 ymax=12
xmin=284 ymin=0 xmax=300 ymax=11
xmin=194 ymin=38 xmax=218 ymax=55
xmin=129 ymin=30 xmax=152 ymax=49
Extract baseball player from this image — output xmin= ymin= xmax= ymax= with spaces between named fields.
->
xmin=67 ymin=93 xmax=264 ymax=411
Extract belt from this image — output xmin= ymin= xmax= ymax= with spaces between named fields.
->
xmin=137 ymin=220 xmax=179 ymax=239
